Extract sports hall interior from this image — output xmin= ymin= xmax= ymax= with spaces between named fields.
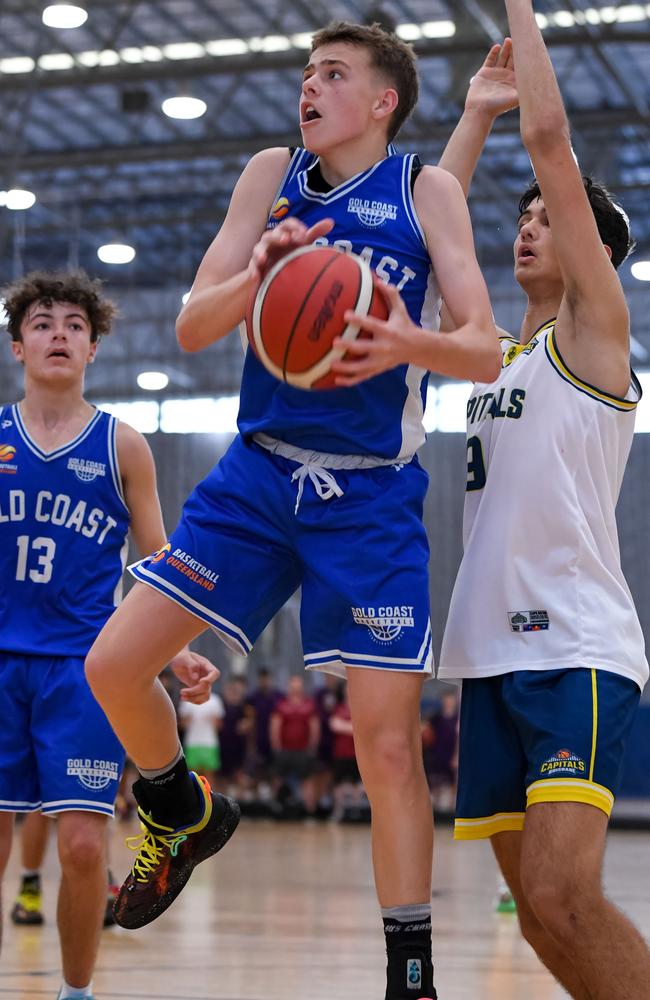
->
xmin=0 ymin=2 xmax=649 ymax=998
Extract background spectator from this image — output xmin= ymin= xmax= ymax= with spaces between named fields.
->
xmin=270 ymin=676 xmax=320 ymax=817
xmin=178 ymin=690 xmax=224 ymax=791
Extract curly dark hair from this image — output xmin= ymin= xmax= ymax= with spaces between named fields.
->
xmin=310 ymin=21 xmax=418 ymax=142
xmin=3 ymin=270 xmax=117 ymax=342
xmin=518 ymin=177 xmax=635 ymax=270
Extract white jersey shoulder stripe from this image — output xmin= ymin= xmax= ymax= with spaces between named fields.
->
xmin=545 ymin=329 xmax=640 ymax=411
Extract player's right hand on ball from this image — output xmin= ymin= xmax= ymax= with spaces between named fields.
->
xmin=249 ymin=217 xmax=334 ymax=282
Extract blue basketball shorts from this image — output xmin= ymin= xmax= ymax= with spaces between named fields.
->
xmin=131 ymin=435 xmax=433 ymax=678
xmin=454 ymin=667 xmax=640 ymax=840
xmin=0 ymin=652 xmax=125 ymax=816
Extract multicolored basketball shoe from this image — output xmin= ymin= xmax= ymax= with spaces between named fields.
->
xmin=113 ymin=772 xmax=240 ymax=930
xmin=11 ymin=876 xmax=44 ymax=926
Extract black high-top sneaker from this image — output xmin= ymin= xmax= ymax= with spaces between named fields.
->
xmin=113 ymin=772 xmax=240 ymax=929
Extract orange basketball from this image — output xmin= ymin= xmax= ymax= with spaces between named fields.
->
xmin=246 ymin=245 xmax=388 ymax=389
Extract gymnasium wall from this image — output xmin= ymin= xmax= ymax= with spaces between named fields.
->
xmin=144 ymin=429 xmax=650 ymax=704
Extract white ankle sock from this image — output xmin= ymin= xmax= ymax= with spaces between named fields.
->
xmin=58 ymin=979 xmax=93 ymax=998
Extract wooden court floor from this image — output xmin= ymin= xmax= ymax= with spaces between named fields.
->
xmin=2 ymin=818 xmax=649 ymax=999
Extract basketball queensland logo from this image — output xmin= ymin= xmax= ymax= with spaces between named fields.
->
xmin=0 ymin=443 xmax=18 ymax=475
xmin=67 ymin=757 xmax=119 ymax=791
xmin=270 ymin=196 xmax=290 ymax=220
xmin=150 ymin=542 xmax=171 ymax=564
xmin=351 ymin=604 xmax=414 ymax=644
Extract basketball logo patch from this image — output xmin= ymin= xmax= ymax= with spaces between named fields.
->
xmin=351 ymin=605 xmax=414 ymax=644
xmin=67 ymin=757 xmax=120 ymax=791
xmin=540 ymin=750 xmax=586 ymax=775
xmin=271 ymin=196 xmax=290 ymax=220
xmin=0 ymin=444 xmax=16 ymax=461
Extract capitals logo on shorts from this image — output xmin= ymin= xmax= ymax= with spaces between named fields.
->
xmin=351 ymin=604 xmax=414 ymax=644
xmin=271 ymin=197 xmax=290 ymax=220
xmin=540 ymin=749 xmax=586 ymax=776
xmin=67 ymin=758 xmax=120 ymax=791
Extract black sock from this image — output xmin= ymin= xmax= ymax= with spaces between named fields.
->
xmin=134 ymin=755 xmax=204 ymax=830
xmin=383 ymin=912 xmax=435 ymax=1000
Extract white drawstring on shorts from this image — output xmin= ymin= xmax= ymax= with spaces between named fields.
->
xmin=291 ymin=464 xmax=344 ymax=515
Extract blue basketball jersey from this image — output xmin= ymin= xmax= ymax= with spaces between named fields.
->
xmin=238 ymin=150 xmax=439 ymax=460
xmin=0 ymin=405 xmax=130 ymax=656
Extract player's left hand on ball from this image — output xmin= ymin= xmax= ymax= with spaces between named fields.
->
xmin=249 ymin=217 xmax=334 ymax=281
xmin=331 ymin=283 xmax=417 ymax=386
xmin=169 ymin=650 xmax=220 ymax=704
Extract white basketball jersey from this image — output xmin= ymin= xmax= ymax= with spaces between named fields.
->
xmin=439 ymin=319 xmax=648 ymax=690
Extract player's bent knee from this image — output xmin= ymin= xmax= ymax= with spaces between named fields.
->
xmin=522 ymin=870 xmax=598 ymax=936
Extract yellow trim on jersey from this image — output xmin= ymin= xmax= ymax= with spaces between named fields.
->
xmin=546 ymin=330 xmax=638 ymax=410
xmin=454 ymin=812 xmax=526 ymax=840
xmin=590 ymin=668 xmax=598 ymax=782
xmin=526 ymin=778 xmax=614 ymax=817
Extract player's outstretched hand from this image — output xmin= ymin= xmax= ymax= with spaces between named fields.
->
xmin=465 ymin=38 xmax=518 ymax=119
xmin=331 ymin=282 xmax=417 ymax=387
xmin=249 ymin=217 xmax=334 ymax=282
xmin=169 ymin=649 xmax=220 ymax=704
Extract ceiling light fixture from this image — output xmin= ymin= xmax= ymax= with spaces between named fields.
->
xmin=97 ymin=243 xmax=136 ymax=264
xmin=137 ymin=371 xmax=169 ymax=391
xmin=42 ymin=4 xmax=88 ymax=29
xmin=2 ymin=189 xmax=37 ymax=210
xmin=162 ymin=96 xmax=207 ymax=120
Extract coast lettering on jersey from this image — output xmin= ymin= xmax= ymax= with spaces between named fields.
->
xmin=314 ymin=237 xmax=417 ymax=292
xmin=0 ymin=489 xmax=116 ymax=544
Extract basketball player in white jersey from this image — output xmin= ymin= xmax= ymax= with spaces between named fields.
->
xmin=0 ymin=271 xmax=218 ymax=1000
xmin=430 ymin=6 xmax=650 ymax=997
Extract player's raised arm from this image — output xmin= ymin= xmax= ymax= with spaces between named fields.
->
xmin=438 ymin=40 xmax=517 ymax=196
xmin=505 ymin=0 xmax=631 ymax=394
xmin=176 ymin=148 xmax=288 ymax=352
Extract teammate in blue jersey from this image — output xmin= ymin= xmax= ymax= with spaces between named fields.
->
xmin=436 ymin=6 xmax=650 ymax=997
xmin=85 ymin=22 xmax=499 ymax=999
xmin=0 ymin=270 xmax=220 ymax=1000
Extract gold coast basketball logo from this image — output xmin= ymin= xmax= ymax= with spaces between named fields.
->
xmin=540 ymin=749 xmax=586 ymax=775
xmin=0 ymin=444 xmax=18 ymax=475
xmin=67 ymin=758 xmax=120 ymax=791
xmin=271 ymin=197 xmax=290 ymax=220
xmin=351 ymin=605 xmax=415 ymax=644
xmin=347 ymin=196 xmax=398 ymax=228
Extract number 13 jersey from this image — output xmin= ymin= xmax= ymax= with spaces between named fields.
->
xmin=439 ymin=320 xmax=648 ymax=690
xmin=0 ymin=405 xmax=130 ymax=657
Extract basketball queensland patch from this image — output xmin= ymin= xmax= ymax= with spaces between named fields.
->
xmin=508 ymin=610 xmax=550 ymax=632
xmin=351 ymin=604 xmax=414 ymax=644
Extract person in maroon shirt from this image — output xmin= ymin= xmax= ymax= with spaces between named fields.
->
xmin=330 ymin=683 xmax=366 ymax=822
xmin=270 ymin=676 xmax=320 ymax=815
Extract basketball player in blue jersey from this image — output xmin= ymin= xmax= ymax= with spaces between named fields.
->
xmin=86 ymin=21 xmax=499 ymax=1000
xmin=432 ymin=6 xmax=650 ymax=997
xmin=0 ymin=271 xmax=220 ymax=1000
